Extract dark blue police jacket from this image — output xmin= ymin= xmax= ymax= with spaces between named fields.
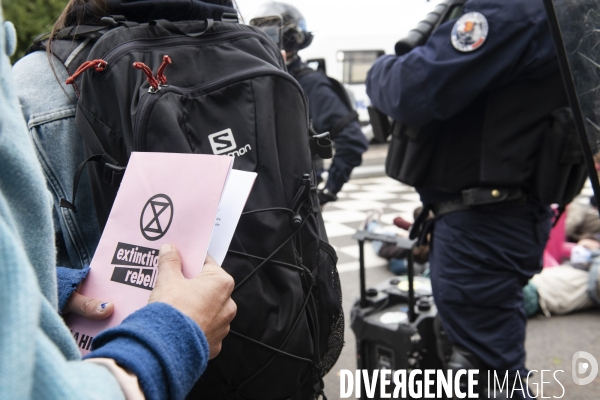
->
xmin=290 ymin=59 xmax=369 ymax=194
xmin=366 ymin=0 xmax=558 ymax=127
xmin=366 ymin=0 xmax=564 ymax=203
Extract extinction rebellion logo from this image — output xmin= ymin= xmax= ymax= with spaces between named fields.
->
xmin=140 ymin=194 xmax=174 ymax=241
xmin=107 ymin=194 xmax=175 ymax=291
xmin=109 ymin=242 xmax=160 ymax=291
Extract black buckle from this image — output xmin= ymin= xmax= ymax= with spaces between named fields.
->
xmin=301 ymin=174 xmax=320 ymax=213
xmin=309 ymin=131 xmax=333 ymax=159
xmin=221 ymin=12 xmax=239 ymax=23
xmin=103 ymin=163 xmax=126 ymax=186
xmin=461 ymin=187 xmax=524 ymax=206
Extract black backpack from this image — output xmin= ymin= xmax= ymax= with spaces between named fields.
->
xmin=35 ymin=14 xmax=343 ymax=400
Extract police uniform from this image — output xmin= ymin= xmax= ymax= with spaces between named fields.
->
xmin=367 ymin=0 xmax=562 ymax=393
xmin=289 ymin=58 xmax=369 ymax=198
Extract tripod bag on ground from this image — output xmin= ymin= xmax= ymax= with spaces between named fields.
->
xmin=350 ymin=231 xmax=445 ymax=399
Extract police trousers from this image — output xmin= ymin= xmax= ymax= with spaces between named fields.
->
xmin=429 ymin=201 xmax=552 ymax=378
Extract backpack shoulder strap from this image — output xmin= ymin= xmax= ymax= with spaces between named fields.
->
xmin=26 ymin=25 xmax=104 ymax=97
xmin=26 ymin=18 xmax=129 ymax=75
xmin=52 ymin=38 xmax=94 ymax=69
xmin=46 ymin=38 xmax=96 ymax=98
xmin=291 ymin=66 xmax=359 ymax=137
xmin=326 ymin=76 xmax=353 ymax=110
xmin=290 ymin=65 xmax=319 ymax=80
xmin=325 ymin=76 xmax=359 ymax=136
xmin=27 ymin=26 xmax=125 ymax=211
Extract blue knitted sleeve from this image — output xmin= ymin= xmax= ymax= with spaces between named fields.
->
xmin=56 ymin=266 xmax=90 ymax=313
xmin=86 ymin=302 xmax=209 ymax=400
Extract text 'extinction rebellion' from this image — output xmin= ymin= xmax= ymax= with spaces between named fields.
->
xmin=110 ymin=242 xmax=160 ymax=290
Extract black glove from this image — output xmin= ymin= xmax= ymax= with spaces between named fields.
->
xmin=318 ymin=188 xmax=338 ymax=205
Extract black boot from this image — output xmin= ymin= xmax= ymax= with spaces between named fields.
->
xmin=447 ymin=346 xmax=483 ymax=399
xmin=434 ymin=315 xmax=453 ymax=368
xmin=434 ymin=318 xmax=483 ymax=399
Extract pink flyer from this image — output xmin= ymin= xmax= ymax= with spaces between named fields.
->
xmin=68 ymin=152 xmax=233 ymax=355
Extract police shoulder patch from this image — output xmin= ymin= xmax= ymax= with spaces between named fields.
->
xmin=451 ymin=12 xmax=489 ymax=52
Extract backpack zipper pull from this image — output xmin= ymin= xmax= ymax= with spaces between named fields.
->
xmin=133 ymin=55 xmax=172 ymax=93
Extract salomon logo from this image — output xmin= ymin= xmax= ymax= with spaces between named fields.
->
xmin=208 ymin=128 xmax=252 ymax=158
xmin=227 ymin=144 xmax=251 ymax=158
xmin=209 ymin=129 xmax=237 ymax=154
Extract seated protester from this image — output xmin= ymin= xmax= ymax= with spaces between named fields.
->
xmin=565 ymin=199 xmax=600 ymax=242
xmin=0 ymin=13 xmax=236 ymax=400
xmin=525 ymin=238 xmax=600 ymax=318
xmin=529 ymin=264 xmax=600 ymax=318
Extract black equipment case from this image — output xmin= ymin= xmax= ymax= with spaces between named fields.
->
xmin=350 ymin=231 xmax=446 ymax=399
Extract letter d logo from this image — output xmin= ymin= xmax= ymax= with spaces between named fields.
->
xmin=572 ymin=351 xmax=598 ymax=385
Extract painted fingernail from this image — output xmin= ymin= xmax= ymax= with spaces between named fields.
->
xmin=159 ymin=244 xmax=174 ymax=255
xmin=97 ymin=302 xmax=109 ymax=312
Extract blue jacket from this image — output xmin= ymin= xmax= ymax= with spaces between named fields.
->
xmin=7 ymin=15 xmax=208 ymax=400
xmin=366 ymin=0 xmax=558 ymax=127
xmin=291 ymin=59 xmax=369 ymax=194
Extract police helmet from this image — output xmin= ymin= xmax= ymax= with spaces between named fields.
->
xmin=254 ymin=2 xmax=314 ymax=52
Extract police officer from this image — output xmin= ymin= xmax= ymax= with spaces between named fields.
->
xmin=367 ymin=1 xmax=565 ymax=398
xmin=255 ymin=2 xmax=369 ymax=206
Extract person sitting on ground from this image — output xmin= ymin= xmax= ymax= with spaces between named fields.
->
xmin=0 ymin=13 xmax=236 ymax=400
xmin=362 ymin=206 xmax=432 ymax=275
xmin=526 ymin=237 xmax=600 ymax=318
xmin=565 ymin=197 xmax=600 ymax=242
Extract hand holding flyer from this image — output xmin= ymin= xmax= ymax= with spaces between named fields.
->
xmin=68 ymin=152 xmax=256 ymax=355
xmin=148 ymin=247 xmax=236 ymax=360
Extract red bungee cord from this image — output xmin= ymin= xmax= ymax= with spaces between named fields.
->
xmin=156 ymin=55 xmax=172 ymax=85
xmin=65 ymin=56 xmax=172 ymax=91
xmin=132 ymin=62 xmax=160 ymax=91
xmin=65 ymin=59 xmax=107 ymax=85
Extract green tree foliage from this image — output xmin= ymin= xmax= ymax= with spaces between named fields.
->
xmin=3 ymin=0 xmax=68 ymax=61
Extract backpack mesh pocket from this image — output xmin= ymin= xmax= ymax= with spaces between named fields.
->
xmin=314 ymin=240 xmax=344 ymax=376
